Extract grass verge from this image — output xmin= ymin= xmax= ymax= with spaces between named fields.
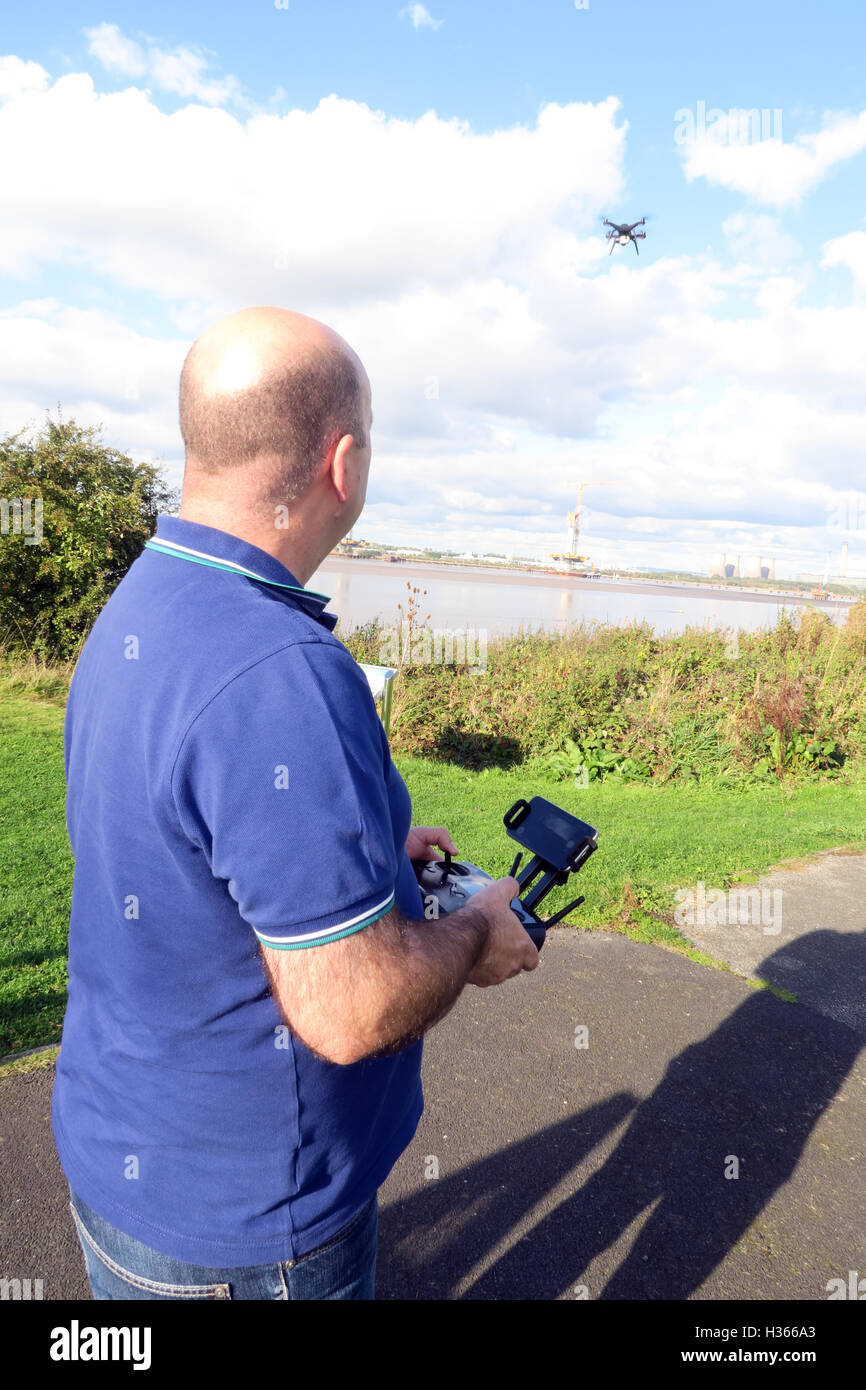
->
xmin=3 ymin=699 xmax=866 ymax=1054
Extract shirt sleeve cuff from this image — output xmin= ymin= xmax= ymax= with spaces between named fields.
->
xmin=253 ymin=890 xmax=396 ymax=950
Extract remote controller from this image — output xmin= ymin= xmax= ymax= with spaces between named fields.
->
xmin=412 ymin=796 xmax=598 ymax=952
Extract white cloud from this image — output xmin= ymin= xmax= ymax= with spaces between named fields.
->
xmin=400 ymin=4 xmax=444 ymax=31
xmin=0 ymin=55 xmax=49 ymax=100
xmin=0 ymin=302 xmax=187 ymax=466
xmin=84 ymin=22 xmax=147 ymax=77
xmin=722 ymin=212 xmax=800 ymax=268
xmin=1 ymin=56 xmax=866 ymax=572
xmin=5 ymin=287 xmax=866 ymax=574
xmin=84 ymin=23 xmax=245 ymax=107
xmin=0 ymin=79 xmax=626 ymax=302
xmin=821 ymin=230 xmax=866 ymax=291
xmin=678 ymin=108 xmax=866 ymax=206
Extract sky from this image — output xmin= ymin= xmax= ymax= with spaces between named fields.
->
xmin=2 ymin=1 xmax=866 ymax=575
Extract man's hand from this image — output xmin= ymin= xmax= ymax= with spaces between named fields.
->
xmin=404 ymin=830 xmax=537 ymax=987
xmin=405 ymin=825 xmax=457 ymax=861
xmin=464 ymin=876 xmax=539 ymax=987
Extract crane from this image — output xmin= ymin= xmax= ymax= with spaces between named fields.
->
xmin=811 ymin=552 xmax=832 ymax=600
xmin=550 ymin=479 xmax=619 ymax=573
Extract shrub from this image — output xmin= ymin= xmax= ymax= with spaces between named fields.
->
xmin=0 ymin=411 xmax=178 ymax=660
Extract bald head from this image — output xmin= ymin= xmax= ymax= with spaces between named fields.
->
xmin=179 ymin=307 xmax=369 ymax=504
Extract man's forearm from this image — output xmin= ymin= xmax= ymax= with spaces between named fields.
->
xmin=261 ymin=890 xmax=499 ymax=1066
xmin=353 ymin=900 xmax=491 ymax=1060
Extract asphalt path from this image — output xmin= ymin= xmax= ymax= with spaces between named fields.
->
xmin=2 ymin=861 xmax=865 ymax=1301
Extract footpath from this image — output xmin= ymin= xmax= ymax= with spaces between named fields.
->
xmin=2 ymin=852 xmax=865 ymax=1300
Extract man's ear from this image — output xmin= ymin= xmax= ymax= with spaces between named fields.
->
xmin=329 ymin=433 xmax=355 ymax=506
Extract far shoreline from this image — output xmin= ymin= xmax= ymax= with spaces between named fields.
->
xmin=316 ymin=555 xmax=857 ymax=609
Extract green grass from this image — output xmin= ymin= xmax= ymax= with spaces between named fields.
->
xmin=0 ymin=699 xmax=73 ymax=1056
xmin=0 ymin=650 xmax=76 ymax=709
xmin=0 ymin=1045 xmax=60 ymax=1077
xmin=2 ymin=697 xmax=866 ymax=1057
xmin=399 ymin=754 xmax=866 ymax=955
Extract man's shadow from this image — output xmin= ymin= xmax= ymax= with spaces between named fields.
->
xmin=378 ymin=930 xmax=865 ymax=1299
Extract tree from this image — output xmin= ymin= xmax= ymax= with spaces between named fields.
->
xmin=0 ymin=411 xmax=179 ymax=660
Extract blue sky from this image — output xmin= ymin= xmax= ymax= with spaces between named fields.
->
xmin=2 ymin=1 xmax=866 ymax=574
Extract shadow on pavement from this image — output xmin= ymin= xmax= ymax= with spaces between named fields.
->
xmin=379 ymin=931 xmax=865 ymax=1299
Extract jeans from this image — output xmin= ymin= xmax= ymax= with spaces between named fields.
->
xmin=68 ymin=1186 xmax=378 ymax=1300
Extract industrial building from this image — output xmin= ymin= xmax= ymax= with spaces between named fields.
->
xmin=709 ymin=553 xmax=775 ymax=581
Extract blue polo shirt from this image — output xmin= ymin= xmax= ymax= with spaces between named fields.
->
xmin=52 ymin=515 xmax=425 ymax=1266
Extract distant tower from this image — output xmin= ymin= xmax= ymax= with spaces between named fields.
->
xmin=709 ymin=551 xmax=726 ymax=578
xmin=841 ymin=541 xmax=849 ymax=578
xmin=744 ymin=555 xmax=762 ymax=580
xmin=725 ymin=556 xmax=741 ymax=579
xmin=760 ymin=558 xmax=775 ymax=580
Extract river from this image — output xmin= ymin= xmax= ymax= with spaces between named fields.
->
xmin=307 ymin=558 xmax=852 ymax=640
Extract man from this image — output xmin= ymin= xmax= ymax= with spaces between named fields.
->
xmin=53 ymin=306 xmax=537 ymax=1301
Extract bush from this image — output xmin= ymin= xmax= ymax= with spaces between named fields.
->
xmin=341 ymin=607 xmax=866 ymax=783
xmin=0 ymin=411 xmax=178 ymax=660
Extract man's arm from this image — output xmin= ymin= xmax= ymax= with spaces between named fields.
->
xmin=260 ymin=874 xmax=534 ymax=1065
xmin=170 ymin=641 xmax=537 ymax=1060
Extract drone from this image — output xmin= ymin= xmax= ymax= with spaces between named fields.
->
xmin=603 ymin=217 xmax=647 ymax=255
